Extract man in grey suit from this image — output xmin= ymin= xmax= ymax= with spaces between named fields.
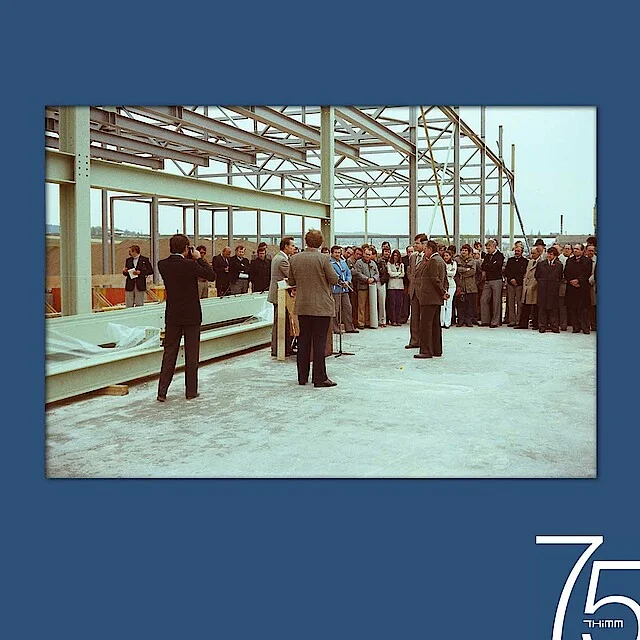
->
xmin=267 ymin=236 xmax=296 ymax=357
xmin=405 ymin=233 xmax=427 ymax=349
xmin=414 ymin=240 xmax=449 ymax=359
xmin=287 ymin=229 xmax=339 ymax=388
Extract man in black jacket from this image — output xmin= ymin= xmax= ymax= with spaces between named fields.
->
xmin=212 ymin=247 xmax=232 ymax=297
xmin=122 ymin=244 xmax=154 ymax=307
xmin=504 ymin=244 xmax=528 ymax=326
xmin=564 ymin=243 xmax=593 ymax=334
xmin=249 ymin=246 xmax=271 ymax=293
xmin=156 ymin=234 xmax=216 ymax=402
xmin=228 ymin=245 xmax=251 ymax=294
xmin=480 ymin=239 xmax=505 ymax=327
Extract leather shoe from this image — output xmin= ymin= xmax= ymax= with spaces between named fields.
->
xmin=414 ymin=353 xmax=433 ymax=359
xmin=314 ymin=379 xmax=337 ymax=388
xmin=186 ymin=393 xmax=200 ymax=400
xmin=552 ymin=329 xmax=560 ymax=333
xmin=346 ymin=329 xmax=360 ymax=333
xmin=405 ymin=344 xmax=420 ymax=349
xmin=157 ymin=395 xmax=166 ymax=402
xmin=298 ymin=381 xmax=307 ymax=385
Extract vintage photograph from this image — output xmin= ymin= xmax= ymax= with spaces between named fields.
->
xmin=44 ymin=105 xmax=597 ymax=478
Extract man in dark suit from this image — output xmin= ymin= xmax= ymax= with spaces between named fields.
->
xmin=287 ymin=229 xmax=339 ymax=388
xmin=564 ymin=243 xmax=592 ymax=334
xmin=249 ymin=245 xmax=272 ymax=293
xmin=535 ymin=246 xmax=563 ymax=333
xmin=156 ymin=234 xmax=216 ymax=402
xmin=122 ymin=244 xmax=154 ymax=307
xmin=400 ymin=245 xmax=413 ymax=324
xmin=228 ymin=245 xmax=251 ymax=294
xmin=212 ymin=246 xmax=231 ymax=297
xmin=405 ymin=234 xmax=427 ymax=349
xmin=414 ymin=240 xmax=449 ymax=359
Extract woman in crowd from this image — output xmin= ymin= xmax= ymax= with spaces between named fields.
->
xmin=386 ymin=249 xmax=405 ymax=326
xmin=440 ymin=249 xmax=458 ymax=328
xmin=454 ymin=244 xmax=477 ymax=327
xmin=372 ymin=247 xmax=389 ymax=327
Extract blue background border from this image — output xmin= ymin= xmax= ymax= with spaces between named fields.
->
xmin=5 ymin=3 xmax=634 ymax=638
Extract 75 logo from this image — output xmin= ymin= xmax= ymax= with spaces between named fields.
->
xmin=536 ymin=535 xmax=640 ymax=640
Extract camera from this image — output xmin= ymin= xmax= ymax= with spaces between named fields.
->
xmin=187 ymin=245 xmax=195 ymax=258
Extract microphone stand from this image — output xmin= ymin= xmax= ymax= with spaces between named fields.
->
xmin=334 ymin=280 xmax=355 ymax=358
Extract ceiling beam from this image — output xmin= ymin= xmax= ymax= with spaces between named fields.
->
xmin=335 ymin=107 xmax=415 ymax=156
xmin=45 ymin=135 xmax=165 ymax=170
xmin=227 ymin=106 xmax=360 ymax=160
xmin=89 ymin=107 xmax=257 ymax=165
xmin=46 ymin=117 xmax=209 ymax=167
xmin=128 ymin=106 xmax=308 ymax=164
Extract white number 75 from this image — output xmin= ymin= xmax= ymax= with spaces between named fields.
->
xmin=536 ymin=535 xmax=640 ymax=640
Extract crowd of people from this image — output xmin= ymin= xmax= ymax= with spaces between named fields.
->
xmin=149 ymin=230 xmax=597 ymax=400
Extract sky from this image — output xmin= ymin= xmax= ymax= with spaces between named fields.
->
xmin=45 ymin=106 xmax=596 ymax=240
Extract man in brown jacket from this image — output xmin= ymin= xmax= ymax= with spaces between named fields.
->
xmin=287 ymin=229 xmax=339 ymax=388
xmin=414 ymin=240 xmax=449 ymax=359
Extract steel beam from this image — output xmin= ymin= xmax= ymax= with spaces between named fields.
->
xmin=320 ymin=106 xmax=335 ymax=246
xmin=46 ymin=150 xmax=330 ymax=219
xmin=335 ymin=107 xmax=415 ymax=156
xmin=130 ymin=106 xmax=308 ymax=164
xmin=89 ymin=107 xmax=257 ymax=165
xmin=46 ymin=134 xmax=165 ymax=169
xmin=227 ymin=105 xmax=360 ymax=160
xmin=58 ymin=107 xmax=93 ymax=316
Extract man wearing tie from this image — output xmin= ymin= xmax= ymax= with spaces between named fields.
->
xmin=405 ymin=233 xmax=427 ymax=349
xmin=212 ymin=246 xmax=232 ymax=297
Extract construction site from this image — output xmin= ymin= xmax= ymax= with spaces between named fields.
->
xmin=44 ymin=106 xmax=597 ymax=478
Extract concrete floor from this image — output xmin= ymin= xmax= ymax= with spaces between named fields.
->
xmin=45 ymin=323 xmax=597 ymax=478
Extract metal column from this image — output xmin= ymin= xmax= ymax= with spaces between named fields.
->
xmin=211 ymin=210 xmax=215 ymax=255
xmin=453 ymin=107 xmax=460 ymax=249
xmin=58 ymin=106 xmax=92 ymax=316
xmin=320 ymin=106 xmax=334 ymax=247
xmin=408 ymin=106 xmax=418 ymax=241
xmin=101 ymin=190 xmax=109 ymax=274
xmin=182 ymin=207 xmax=187 ymax=234
xmin=497 ymin=125 xmax=503 ymax=247
xmin=509 ymin=144 xmax=515 ymax=248
xmin=193 ymin=202 xmax=199 ymax=246
xmin=227 ymin=160 xmax=234 ymax=248
xmin=256 ymin=174 xmax=262 ymax=244
xmin=480 ymin=107 xmax=486 ymax=246
xmin=109 ymin=197 xmax=116 ymax=274
xmin=280 ymin=176 xmax=286 ymax=241
xmin=150 ymin=196 xmax=160 ymax=285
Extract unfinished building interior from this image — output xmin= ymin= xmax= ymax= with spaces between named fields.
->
xmin=44 ymin=106 xmax=596 ymax=478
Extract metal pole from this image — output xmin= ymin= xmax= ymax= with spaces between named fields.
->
xmin=109 ymin=197 xmax=116 ymax=274
xmin=509 ymin=143 xmax=515 ymax=248
xmin=227 ymin=160 xmax=233 ymax=248
xmin=453 ymin=106 xmax=460 ymax=250
xmin=480 ymin=106 xmax=486 ymax=246
xmin=182 ymin=207 xmax=187 ymax=234
xmin=151 ymin=196 xmax=160 ymax=285
xmin=280 ymin=176 xmax=286 ymax=240
xmin=256 ymin=174 xmax=262 ymax=245
xmin=320 ymin=105 xmax=334 ymax=246
xmin=100 ymin=190 xmax=109 ymax=274
xmin=408 ymin=105 xmax=418 ymax=241
xmin=211 ymin=210 xmax=215 ymax=256
xmin=497 ymin=125 xmax=503 ymax=248
xmin=364 ymin=192 xmax=369 ymax=244
xmin=193 ymin=201 xmax=199 ymax=246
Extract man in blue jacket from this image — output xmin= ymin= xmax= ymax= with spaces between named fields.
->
xmin=330 ymin=246 xmax=359 ymax=335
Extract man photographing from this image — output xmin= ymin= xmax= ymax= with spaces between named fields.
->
xmin=156 ymin=234 xmax=216 ymax=402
